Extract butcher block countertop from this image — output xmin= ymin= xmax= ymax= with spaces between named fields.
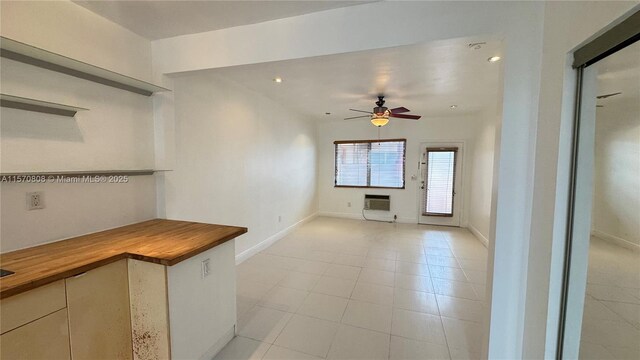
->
xmin=0 ymin=219 xmax=247 ymax=299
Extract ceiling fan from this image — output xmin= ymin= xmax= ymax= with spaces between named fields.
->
xmin=596 ymin=92 xmax=621 ymax=107
xmin=344 ymin=96 xmax=422 ymax=127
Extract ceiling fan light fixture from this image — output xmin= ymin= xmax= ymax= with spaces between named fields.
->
xmin=371 ymin=115 xmax=389 ymax=127
xmin=345 ymin=95 xmax=421 ymax=124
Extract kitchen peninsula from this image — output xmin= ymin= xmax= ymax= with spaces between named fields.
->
xmin=0 ymin=219 xmax=247 ymax=360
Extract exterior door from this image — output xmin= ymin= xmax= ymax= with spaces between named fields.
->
xmin=419 ymin=143 xmax=463 ymax=226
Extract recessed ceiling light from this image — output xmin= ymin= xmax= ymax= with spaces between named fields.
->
xmin=488 ymin=56 xmax=501 ymax=63
xmin=450 ymin=105 xmax=457 ymax=109
xmin=273 ymin=77 xmax=283 ymax=83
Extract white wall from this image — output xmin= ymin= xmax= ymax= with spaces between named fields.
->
xmin=0 ymin=179 xmax=156 ymax=252
xmin=0 ymin=1 xmax=157 ymax=251
xmin=526 ymin=2 xmax=639 ymax=358
xmin=164 ymin=72 xmax=318 ymax=259
xmin=0 ymin=0 xmax=152 ymax=82
xmin=592 ymin=102 xmax=640 ymax=247
xmin=151 ymin=2 xmax=547 ymax=357
xmin=317 ymin=114 xmax=494 ymax=229
xmin=468 ymin=113 xmax=498 ymax=245
xmin=0 ymin=59 xmax=154 ymax=172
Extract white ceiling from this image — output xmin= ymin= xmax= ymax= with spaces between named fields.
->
xmin=174 ymin=38 xmax=503 ymax=121
xmin=73 ymin=0 xmax=373 ymax=40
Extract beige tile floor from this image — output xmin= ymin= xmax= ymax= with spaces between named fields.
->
xmin=579 ymin=237 xmax=640 ymax=359
xmin=215 ymin=217 xmax=490 ymax=360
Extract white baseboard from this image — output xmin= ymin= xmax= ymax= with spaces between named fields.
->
xmin=591 ymin=230 xmax=639 ymax=252
xmin=318 ymin=211 xmax=417 ymax=224
xmin=467 ymin=223 xmax=489 ymax=248
xmin=235 ymin=212 xmax=319 ymax=264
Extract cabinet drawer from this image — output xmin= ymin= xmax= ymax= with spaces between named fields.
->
xmin=0 ymin=308 xmax=71 ymax=360
xmin=0 ymin=280 xmax=66 ymax=334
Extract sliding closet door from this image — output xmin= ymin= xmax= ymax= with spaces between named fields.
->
xmin=558 ymin=15 xmax=639 ymax=359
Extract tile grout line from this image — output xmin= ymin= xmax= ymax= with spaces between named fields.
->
xmin=235 ymin=219 xmax=490 ymax=360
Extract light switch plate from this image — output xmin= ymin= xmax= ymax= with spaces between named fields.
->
xmin=201 ymin=258 xmax=211 ymax=278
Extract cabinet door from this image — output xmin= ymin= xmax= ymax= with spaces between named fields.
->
xmin=0 ymin=308 xmax=71 ymax=360
xmin=66 ymin=259 xmax=133 ymax=360
xmin=1 ymin=280 xmax=66 ymax=334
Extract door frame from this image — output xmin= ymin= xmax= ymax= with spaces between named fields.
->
xmin=417 ymin=141 xmax=466 ymax=226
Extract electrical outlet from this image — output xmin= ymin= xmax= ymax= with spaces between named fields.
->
xmin=27 ymin=192 xmax=45 ymax=210
xmin=347 ymin=202 xmax=352 ymax=207
xmin=201 ymin=258 xmax=211 ymax=278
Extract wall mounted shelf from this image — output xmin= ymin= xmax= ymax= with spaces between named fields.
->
xmin=0 ymin=170 xmax=171 ymax=179
xmin=0 ymin=37 xmax=170 ymax=96
xmin=0 ymin=94 xmax=88 ymax=117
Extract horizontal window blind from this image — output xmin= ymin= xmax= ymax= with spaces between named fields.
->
xmin=335 ymin=139 xmax=406 ymax=189
xmin=335 ymin=142 xmax=369 ymax=187
xmin=424 ymin=149 xmax=457 ymax=216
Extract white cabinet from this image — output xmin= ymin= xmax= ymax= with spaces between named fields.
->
xmin=0 ymin=280 xmax=70 ymax=359
xmin=0 ymin=280 xmax=66 ymax=334
xmin=1 ymin=238 xmax=237 ymax=360
xmin=66 ymin=259 xmax=133 ymax=360
xmin=0 ymin=308 xmax=71 ymax=359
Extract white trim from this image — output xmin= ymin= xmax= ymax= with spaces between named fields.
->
xmin=318 ymin=211 xmax=417 ymax=224
xmin=235 ymin=212 xmax=319 ymax=264
xmin=468 ymin=223 xmax=489 ymax=248
xmin=591 ymin=229 xmax=640 ymax=252
xmin=318 ymin=211 xmax=361 ymax=220
xmin=199 ymin=325 xmax=235 ymax=360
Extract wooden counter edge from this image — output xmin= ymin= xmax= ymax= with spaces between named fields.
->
xmin=126 ymin=227 xmax=248 ymax=266
xmin=0 ymin=226 xmax=248 ymax=299
xmin=0 ymin=254 xmax=127 ymax=299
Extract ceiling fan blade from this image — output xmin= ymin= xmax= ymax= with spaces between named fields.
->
xmin=344 ymin=115 xmax=371 ymax=120
xmin=390 ymin=106 xmax=410 ymax=114
xmin=349 ymin=109 xmax=373 ymax=114
xmin=390 ymin=113 xmax=421 ymax=120
xmin=596 ymin=92 xmax=621 ymax=99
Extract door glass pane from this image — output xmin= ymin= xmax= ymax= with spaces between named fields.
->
xmin=424 ymin=150 xmax=456 ymax=215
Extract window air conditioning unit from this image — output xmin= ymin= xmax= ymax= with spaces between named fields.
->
xmin=364 ymin=194 xmax=391 ymax=211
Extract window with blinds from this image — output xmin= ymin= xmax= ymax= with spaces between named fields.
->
xmin=335 ymin=139 xmax=406 ymax=189
xmin=424 ymin=148 xmax=457 ymax=216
